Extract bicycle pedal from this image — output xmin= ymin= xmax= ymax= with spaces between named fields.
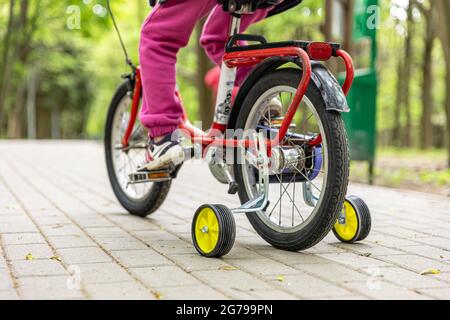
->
xmin=128 ymin=169 xmax=172 ymax=184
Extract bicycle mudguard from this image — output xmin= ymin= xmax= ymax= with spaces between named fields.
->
xmin=229 ymin=57 xmax=349 ymax=129
xmin=310 ymin=62 xmax=350 ymax=113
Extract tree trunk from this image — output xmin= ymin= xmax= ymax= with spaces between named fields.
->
xmin=324 ymin=0 xmax=333 ymax=42
xmin=435 ymin=0 xmax=450 ymax=167
xmin=196 ymin=19 xmax=214 ymax=130
xmin=393 ymin=61 xmax=403 ymax=146
xmin=421 ymin=36 xmax=434 ymax=149
xmin=439 ymin=55 xmax=450 ymax=167
xmin=0 ymin=0 xmax=17 ymax=132
xmin=420 ymin=4 xmax=435 ymax=150
xmin=51 ymin=107 xmax=61 ymax=139
xmin=343 ymin=0 xmax=355 ymax=54
xmin=1 ymin=0 xmax=30 ymax=137
xmin=402 ymin=3 xmax=414 ymax=147
xmin=26 ymin=68 xmax=38 ymax=139
xmin=7 ymin=85 xmax=25 ymax=138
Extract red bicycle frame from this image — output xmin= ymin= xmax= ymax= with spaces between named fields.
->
xmin=121 ymin=43 xmax=354 ymax=154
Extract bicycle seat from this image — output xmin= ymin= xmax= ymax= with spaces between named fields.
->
xmin=218 ymin=0 xmax=280 ymax=13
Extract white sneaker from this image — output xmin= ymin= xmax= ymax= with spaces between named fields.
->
xmin=138 ymin=133 xmax=185 ymax=172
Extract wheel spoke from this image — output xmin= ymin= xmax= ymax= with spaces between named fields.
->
xmin=242 ymin=85 xmax=329 ymax=232
xmin=275 ymin=175 xmax=305 ymax=222
xmin=292 ymin=176 xmax=296 ymax=227
xmin=268 ymin=173 xmax=303 ymax=222
xmin=279 ymin=171 xmax=283 ymax=225
xmin=111 ymin=97 xmax=152 ymax=200
xmin=291 ymin=165 xmax=323 ymax=194
xmin=117 ymin=152 xmax=141 ymax=174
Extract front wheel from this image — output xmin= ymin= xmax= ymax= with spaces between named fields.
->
xmin=105 ymin=82 xmax=171 ymax=217
xmin=233 ymin=68 xmax=350 ymax=252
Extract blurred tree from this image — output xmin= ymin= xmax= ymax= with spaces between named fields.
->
xmin=435 ymin=0 xmax=450 ymax=167
xmin=402 ymin=2 xmax=413 ymax=147
xmin=414 ymin=0 xmax=437 ymax=150
xmin=324 ymin=0 xmax=333 ymax=41
xmin=0 ymin=0 xmax=109 ymax=138
xmin=5 ymin=0 xmax=41 ymax=138
xmin=343 ymin=0 xmax=355 ymax=54
xmin=0 ymin=0 xmax=449 ymax=169
xmin=0 ymin=0 xmax=35 ymax=136
xmin=392 ymin=1 xmax=413 ymax=147
xmin=0 ymin=0 xmax=15 ymax=126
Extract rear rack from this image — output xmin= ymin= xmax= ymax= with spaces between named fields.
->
xmin=226 ymin=34 xmax=341 ymax=57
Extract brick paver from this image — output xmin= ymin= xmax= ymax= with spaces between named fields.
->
xmin=0 ymin=141 xmax=449 ymax=300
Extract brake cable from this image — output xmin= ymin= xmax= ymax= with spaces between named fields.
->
xmin=106 ymin=0 xmax=135 ymax=70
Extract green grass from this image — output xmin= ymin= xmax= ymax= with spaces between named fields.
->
xmin=378 ymin=147 xmax=447 ymax=160
xmin=350 ymin=147 xmax=449 ymax=196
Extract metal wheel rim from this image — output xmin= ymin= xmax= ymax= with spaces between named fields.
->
xmin=241 ymin=85 xmax=329 ymax=234
xmin=111 ymin=94 xmax=153 ymax=200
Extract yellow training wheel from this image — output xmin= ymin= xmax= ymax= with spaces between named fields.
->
xmin=333 ymin=196 xmax=372 ymax=243
xmin=192 ymin=204 xmax=236 ymax=258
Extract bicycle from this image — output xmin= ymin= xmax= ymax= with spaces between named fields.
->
xmin=104 ymin=0 xmax=372 ymax=258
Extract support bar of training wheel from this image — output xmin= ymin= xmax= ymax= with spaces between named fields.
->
xmin=232 ymin=132 xmax=270 ymax=214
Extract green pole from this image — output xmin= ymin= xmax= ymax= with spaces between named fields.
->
xmin=369 ymin=0 xmax=378 ymax=70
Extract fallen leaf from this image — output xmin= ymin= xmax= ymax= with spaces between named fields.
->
xmin=420 ymin=269 xmax=441 ymax=276
xmin=219 ymin=266 xmax=237 ymax=271
xmin=360 ymin=253 xmax=372 ymax=257
xmin=25 ymin=253 xmax=34 ymax=260
xmin=154 ymin=292 xmax=164 ymax=300
xmin=51 ymin=256 xmax=62 ymax=262
xmin=276 ymin=276 xmax=285 ymax=282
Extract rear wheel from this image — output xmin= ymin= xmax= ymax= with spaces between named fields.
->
xmin=105 ymin=82 xmax=171 ymax=217
xmin=233 ymin=69 xmax=350 ymax=251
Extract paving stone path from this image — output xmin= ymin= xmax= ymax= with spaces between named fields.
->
xmin=0 ymin=141 xmax=449 ymax=300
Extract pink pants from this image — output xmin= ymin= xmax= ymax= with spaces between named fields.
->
xmin=139 ymin=0 xmax=270 ymax=138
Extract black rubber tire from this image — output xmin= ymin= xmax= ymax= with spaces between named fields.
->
xmin=105 ymin=82 xmax=171 ymax=218
xmin=352 ymin=196 xmax=372 ymax=242
xmin=192 ymin=204 xmax=236 ymax=258
xmin=233 ymin=68 xmax=350 ymax=252
xmin=333 ymin=195 xmax=372 ymax=243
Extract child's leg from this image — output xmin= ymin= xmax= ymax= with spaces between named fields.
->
xmin=200 ymin=6 xmax=272 ymax=86
xmin=139 ymin=0 xmax=217 ymax=138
